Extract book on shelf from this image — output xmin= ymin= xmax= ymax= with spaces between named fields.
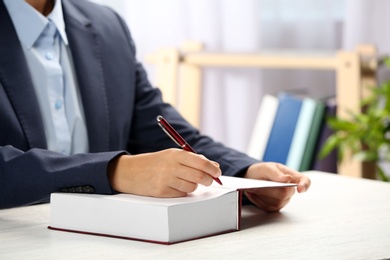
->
xmin=246 ymin=94 xmax=279 ymax=160
xmin=299 ymin=100 xmax=326 ymax=171
xmin=285 ymin=98 xmax=318 ymax=170
xmin=311 ymin=98 xmax=338 ymax=173
xmin=49 ymin=176 xmax=295 ymax=245
xmin=262 ymin=92 xmax=303 ymax=164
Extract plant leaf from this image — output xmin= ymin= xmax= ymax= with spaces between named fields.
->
xmin=319 ymin=135 xmax=340 ymax=159
xmin=384 ymin=57 xmax=390 ymax=69
xmin=376 ymin=165 xmax=390 ymax=182
xmin=353 ymin=151 xmax=378 ymax=162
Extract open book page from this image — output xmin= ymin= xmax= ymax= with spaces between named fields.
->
xmin=98 ymin=185 xmax=235 ymax=205
xmin=214 ymin=176 xmax=297 ymax=190
xmin=88 ymin=176 xmax=294 ymax=206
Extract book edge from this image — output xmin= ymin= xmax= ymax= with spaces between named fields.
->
xmin=47 ymin=225 xmax=238 ymax=245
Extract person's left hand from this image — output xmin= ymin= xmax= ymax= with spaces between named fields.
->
xmin=243 ymin=162 xmax=311 ymax=212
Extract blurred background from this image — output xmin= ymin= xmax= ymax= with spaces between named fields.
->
xmin=90 ymin=0 xmax=390 ymax=153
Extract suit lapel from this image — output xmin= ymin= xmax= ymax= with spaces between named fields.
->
xmin=62 ymin=1 xmax=110 ymax=152
xmin=0 ymin=2 xmax=47 ymax=149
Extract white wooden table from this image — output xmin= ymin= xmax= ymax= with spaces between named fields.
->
xmin=1 ymin=171 xmax=389 ymax=260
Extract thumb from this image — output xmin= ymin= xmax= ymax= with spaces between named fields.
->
xmin=274 ymin=164 xmax=293 ymax=183
xmin=275 ymin=173 xmax=293 ymax=183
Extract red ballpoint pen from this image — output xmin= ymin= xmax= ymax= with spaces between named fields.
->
xmin=156 ymin=115 xmax=223 ymax=185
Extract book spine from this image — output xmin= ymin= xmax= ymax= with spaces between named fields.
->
xmin=246 ymin=94 xmax=278 ymax=160
xmin=299 ymin=101 xmax=326 ymax=171
xmin=262 ymin=93 xmax=302 ymax=164
xmin=286 ymin=98 xmax=317 ymax=170
xmin=311 ymin=101 xmax=338 ymax=173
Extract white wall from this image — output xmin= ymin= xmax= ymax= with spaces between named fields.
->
xmin=89 ymin=0 xmax=389 ymax=154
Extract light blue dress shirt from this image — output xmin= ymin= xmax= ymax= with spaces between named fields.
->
xmin=4 ymin=0 xmax=89 ymax=155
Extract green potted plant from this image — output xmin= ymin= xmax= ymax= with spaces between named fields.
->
xmin=319 ymin=57 xmax=390 ymax=182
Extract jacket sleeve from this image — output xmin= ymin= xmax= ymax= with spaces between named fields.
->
xmin=0 ymin=145 xmax=123 ymax=209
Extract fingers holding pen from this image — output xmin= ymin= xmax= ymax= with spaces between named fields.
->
xmin=107 ymin=149 xmax=221 ymax=198
xmin=178 ymin=153 xmax=222 ymax=183
xmin=156 ymin=115 xmax=223 ymax=186
xmin=157 ymin=150 xmax=222 ymax=194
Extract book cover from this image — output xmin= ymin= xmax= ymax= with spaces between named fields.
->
xmin=48 ymin=176 xmax=295 ymax=245
xmin=299 ymin=101 xmax=326 ymax=171
xmin=246 ymin=94 xmax=279 ymax=160
xmin=262 ymin=93 xmax=303 ymax=164
xmin=311 ymin=99 xmax=338 ymax=173
xmin=285 ymin=98 xmax=317 ymax=170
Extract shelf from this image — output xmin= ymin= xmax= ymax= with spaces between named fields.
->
xmin=146 ymin=42 xmax=378 ymax=179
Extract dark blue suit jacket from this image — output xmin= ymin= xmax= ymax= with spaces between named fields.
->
xmin=0 ymin=0 xmax=258 ymax=209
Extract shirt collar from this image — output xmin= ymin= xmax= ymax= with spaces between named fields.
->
xmin=49 ymin=0 xmax=68 ymax=45
xmin=3 ymin=0 xmax=68 ymax=49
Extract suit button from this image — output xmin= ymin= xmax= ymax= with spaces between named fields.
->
xmin=83 ymin=186 xmax=95 ymax=193
xmin=75 ymin=186 xmax=84 ymax=193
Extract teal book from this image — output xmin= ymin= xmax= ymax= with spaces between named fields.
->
xmin=285 ymin=98 xmax=317 ymax=170
xmin=262 ymin=93 xmax=303 ymax=164
xmin=299 ymin=101 xmax=326 ymax=171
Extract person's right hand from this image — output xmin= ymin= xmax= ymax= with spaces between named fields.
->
xmin=107 ymin=148 xmax=221 ymax=197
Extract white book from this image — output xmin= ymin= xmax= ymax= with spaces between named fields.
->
xmin=247 ymin=94 xmax=279 ymax=160
xmin=49 ymin=176 xmax=294 ymax=244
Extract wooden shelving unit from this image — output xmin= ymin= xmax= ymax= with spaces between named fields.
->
xmin=146 ymin=42 xmax=378 ymax=179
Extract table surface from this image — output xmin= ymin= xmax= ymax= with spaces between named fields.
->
xmin=1 ymin=171 xmax=390 ymax=260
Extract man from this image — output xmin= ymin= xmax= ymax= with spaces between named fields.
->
xmin=0 ymin=0 xmax=310 ymax=210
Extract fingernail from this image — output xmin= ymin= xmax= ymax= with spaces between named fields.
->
xmin=298 ymin=184 xmax=307 ymax=193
